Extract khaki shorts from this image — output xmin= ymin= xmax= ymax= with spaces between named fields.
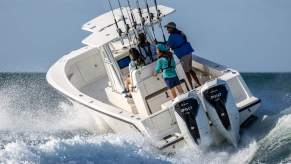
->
xmin=180 ymin=54 xmax=193 ymax=73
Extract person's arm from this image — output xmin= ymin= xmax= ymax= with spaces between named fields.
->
xmin=153 ymin=59 xmax=162 ymax=76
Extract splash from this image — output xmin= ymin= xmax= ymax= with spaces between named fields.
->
xmin=250 ymin=107 xmax=291 ymax=163
xmin=164 ymin=136 xmax=258 ymax=164
xmin=0 ymin=74 xmax=101 ymax=133
xmin=0 ymin=74 xmax=170 ymax=163
xmin=0 ymin=132 xmax=172 ymax=164
xmin=0 ymin=94 xmax=100 ymax=134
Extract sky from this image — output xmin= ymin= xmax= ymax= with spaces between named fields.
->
xmin=0 ymin=0 xmax=291 ymax=72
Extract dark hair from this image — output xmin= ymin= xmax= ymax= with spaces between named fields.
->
xmin=157 ymin=49 xmax=173 ymax=59
xmin=129 ymin=48 xmax=145 ymax=66
xmin=138 ymin=33 xmax=146 ymax=43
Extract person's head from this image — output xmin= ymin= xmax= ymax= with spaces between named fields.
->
xmin=156 ymin=44 xmax=170 ymax=57
xmin=138 ymin=33 xmax=147 ymax=43
xmin=129 ymin=48 xmax=141 ymax=61
xmin=165 ymin=22 xmax=176 ymax=33
xmin=129 ymin=48 xmax=144 ymax=65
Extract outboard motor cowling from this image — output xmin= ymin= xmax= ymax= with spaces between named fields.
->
xmin=201 ymin=79 xmax=240 ymax=147
xmin=173 ymin=91 xmax=213 ymax=150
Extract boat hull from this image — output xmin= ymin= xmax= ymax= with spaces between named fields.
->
xmin=70 ymin=100 xmax=141 ymax=135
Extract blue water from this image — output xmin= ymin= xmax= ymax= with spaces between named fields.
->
xmin=0 ymin=73 xmax=291 ymax=164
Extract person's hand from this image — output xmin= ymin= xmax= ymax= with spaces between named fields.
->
xmin=153 ymin=72 xmax=158 ymax=77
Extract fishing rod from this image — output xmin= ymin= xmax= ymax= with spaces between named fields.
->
xmin=126 ymin=0 xmax=137 ymax=30
xmin=117 ymin=0 xmax=133 ymax=47
xmin=125 ymin=0 xmax=140 ymax=45
xmin=143 ymin=0 xmax=157 ymax=41
xmin=135 ymin=0 xmax=155 ymax=61
xmin=107 ymin=0 xmax=125 ymax=45
xmin=136 ymin=0 xmax=147 ymax=33
xmin=124 ymin=7 xmax=136 ymax=44
xmin=153 ymin=0 xmax=166 ymax=42
xmin=117 ymin=0 xmax=130 ymax=34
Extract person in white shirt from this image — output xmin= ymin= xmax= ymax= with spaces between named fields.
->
xmin=123 ymin=48 xmax=145 ymax=98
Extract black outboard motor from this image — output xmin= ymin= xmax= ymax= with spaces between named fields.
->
xmin=173 ymin=91 xmax=213 ymax=149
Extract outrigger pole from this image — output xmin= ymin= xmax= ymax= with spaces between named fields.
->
xmin=107 ymin=0 xmax=125 ymax=45
xmin=153 ymin=0 xmax=166 ymax=42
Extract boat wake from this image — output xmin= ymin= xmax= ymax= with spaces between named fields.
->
xmin=170 ymin=106 xmax=291 ymax=164
xmin=0 ymin=100 xmax=168 ymax=163
xmin=0 ymin=73 xmax=291 ymax=163
xmin=1 ymin=102 xmax=291 ymax=164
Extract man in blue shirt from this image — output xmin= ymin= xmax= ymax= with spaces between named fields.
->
xmin=165 ymin=22 xmax=201 ymax=89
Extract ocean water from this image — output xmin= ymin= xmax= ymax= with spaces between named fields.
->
xmin=0 ymin=72 xmax=291 ymax=164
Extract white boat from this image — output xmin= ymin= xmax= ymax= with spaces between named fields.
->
xmin=46 ymin=3 xmax=261 ymax=151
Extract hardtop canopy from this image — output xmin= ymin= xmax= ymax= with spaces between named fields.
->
xmin=82 ymin=5 xmax=175 ymax=48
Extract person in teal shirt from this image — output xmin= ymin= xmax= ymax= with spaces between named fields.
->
xmin=153 ymin=44 xmax=184 ymax=99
